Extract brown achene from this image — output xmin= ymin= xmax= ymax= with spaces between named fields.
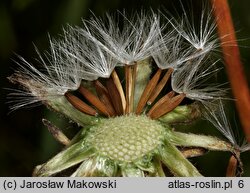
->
xmin=64 ymin=66 xmax=184 ymax=120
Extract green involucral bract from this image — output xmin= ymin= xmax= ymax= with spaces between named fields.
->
xmin=133 ymin=59 xmax=152 ymax=110
xmin=47 ymin=96 xmax=100 ymax=126
xmin=159 ymin=104 xmax=201 ymax=124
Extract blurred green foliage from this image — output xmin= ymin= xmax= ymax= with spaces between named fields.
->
xmin=0 ymin=0 xmax=249 ymax=176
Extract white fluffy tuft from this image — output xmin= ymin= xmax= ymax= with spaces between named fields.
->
xmin=79 ymin=11 xmax=163 ymax=65
xmin=171 ymin=56 xmax=227 ymax=102
xmin=204 ymin=100 xmax=250 ymax=152
xmin=8 ymin=40 xmax=82 ymax=111
xmin=57 ymin=26 xmax=117 ymax=80
xmin=163 ymin=3 xmax=219 ymax=56
xmin=8 ymin=8 xmax=224 ymax=111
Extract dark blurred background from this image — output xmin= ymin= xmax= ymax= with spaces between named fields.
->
xmin=0 ymin=0 xmax=249 ymax=176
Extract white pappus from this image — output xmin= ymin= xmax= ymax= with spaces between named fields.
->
xmin=8 ymin=39 xmax=82 ymax=111
xmin=8 ymin=8 xmax=225 ymax=112
xmin=79 ymin=11 xmax=164 ymax=65
xmin=204 ymin=100 xmax=250 ymax=153
xmin=171 ymin=56 xmax=227 ymax=102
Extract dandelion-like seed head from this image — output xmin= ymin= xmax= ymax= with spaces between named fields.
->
xmin=8 ymin=7 xmax=241 ymax=177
